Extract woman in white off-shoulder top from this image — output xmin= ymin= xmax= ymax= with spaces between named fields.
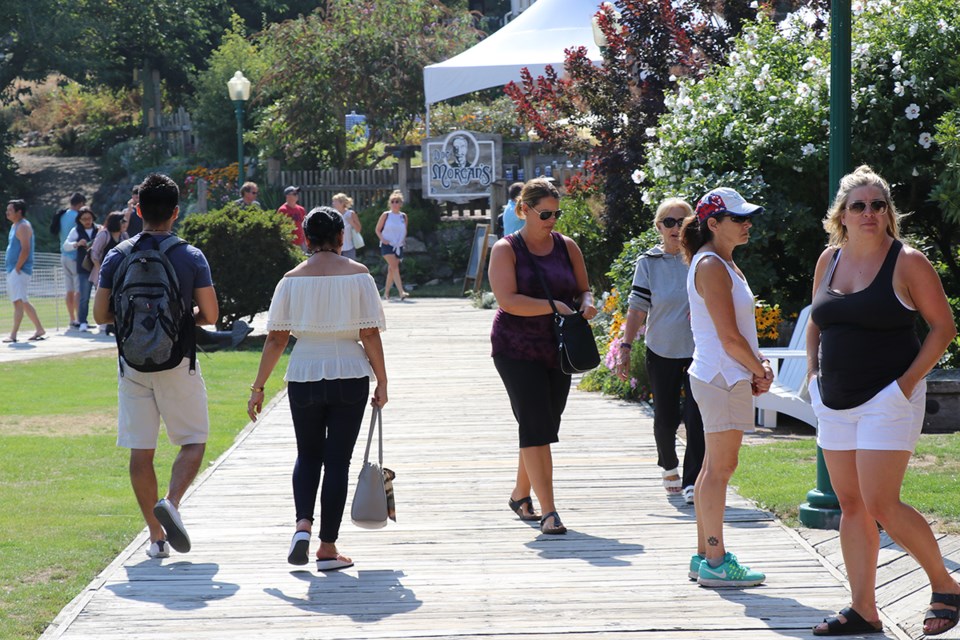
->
xmin=248 ymin=206 xmax=387 ymax=572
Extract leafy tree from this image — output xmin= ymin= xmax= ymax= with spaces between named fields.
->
xmin=253 ymin=0 xmax=481 ymax=169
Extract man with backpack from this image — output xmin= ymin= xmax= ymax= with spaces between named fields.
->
xmin=94 ymin=174 xmax=219 ymax=559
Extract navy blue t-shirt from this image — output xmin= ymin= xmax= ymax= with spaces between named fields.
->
xmin=99 ymin=232 xmax=213 ymax=311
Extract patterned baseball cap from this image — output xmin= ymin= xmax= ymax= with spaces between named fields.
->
xmin=695 ymin=187 xmax=763 ymax=222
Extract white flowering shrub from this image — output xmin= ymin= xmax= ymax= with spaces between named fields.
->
xmin=639 ymin=0 xmax=960 ymax=303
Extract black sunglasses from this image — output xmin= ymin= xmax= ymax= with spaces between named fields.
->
xmin=660 ymin=217 xmax=686 ymax=228
xmin=722 ymin=214 xmax=751 ymax=224
xmin=531 ymin=206 xmax=563 ymax=221
xmin=846 ymin=199 xmax=887 ymax=215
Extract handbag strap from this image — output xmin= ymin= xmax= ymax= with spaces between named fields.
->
xmin=362 ymin=406 xmax=383 ymax=466
xmin=513 ymin=233 xmax=562 ymax=318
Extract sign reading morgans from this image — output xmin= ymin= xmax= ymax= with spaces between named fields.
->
xmin=422 ymin=130 xmax=501 ymax=202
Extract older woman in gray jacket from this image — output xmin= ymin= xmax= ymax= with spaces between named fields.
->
xmin=616 ymin=198 xmax=704 ymax=504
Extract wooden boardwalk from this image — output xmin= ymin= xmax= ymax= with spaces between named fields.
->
xmin=42 ymin=299 xmax=917 ymax=639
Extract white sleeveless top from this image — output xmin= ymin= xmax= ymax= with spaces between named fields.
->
xmin=380 ymin=211 xmax=406 ymax=247
xmin=266 ymin=273 xmax=386 ymax=382
xmin=686 ymin=251 xmax=759 ymax=386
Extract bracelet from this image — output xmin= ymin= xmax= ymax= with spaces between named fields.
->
xmin=620 ymin=342 xmax=632 ymax=350
xmin=250 ymin=384 xmax=264 ymax=393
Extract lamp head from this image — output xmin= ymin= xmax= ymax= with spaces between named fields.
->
xmin=227 ymin=70 xmax=251 ymax=101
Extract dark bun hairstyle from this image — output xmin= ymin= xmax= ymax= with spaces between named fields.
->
xmin=303 ymin=205 xmax=345 ymax=249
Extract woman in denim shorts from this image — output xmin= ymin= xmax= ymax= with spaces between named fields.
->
xmin=808 ymin=166 xmax=958 ymax=637
xmin=681 ymin=187 xmax=773 ymax=589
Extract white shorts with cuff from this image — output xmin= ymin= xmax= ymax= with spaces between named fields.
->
xmin=811 ymin=377 xmax=926 ymax=452
xmin=6 ymin=270 xmax=31 ymax=302
xmin=689 ymin=374 xmax=755 ymax=433
xmin=61 ymin=254 xmax=78 ymax=292
xmin=117 ymin=357 xmax=209 ymax=449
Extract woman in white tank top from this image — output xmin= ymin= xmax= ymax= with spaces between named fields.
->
xmin=375 ymin=189 xmax=409 ymax=301
xmin=681 ymin=187 xmax=773 ymax=588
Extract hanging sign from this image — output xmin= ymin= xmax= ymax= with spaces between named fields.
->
xmin=422 ymin=130 xmax=502 ymax=202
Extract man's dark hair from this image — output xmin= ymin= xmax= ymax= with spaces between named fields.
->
xmin=105 ymin=211 xmax=125 ymax=233
xmin=8 ymin=199 xmax=26 ymax=217
xmin=137 ymin=174 xmax=180 ymax=224
xmin=508 ymin=182 xmax=524 ymax=200
xmin=131 ymin=186 xmax=140 ymax=195
xmin=69 ymin=192 xmax=86 ymax=207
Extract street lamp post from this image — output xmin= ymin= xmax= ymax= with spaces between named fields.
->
xmin=226 ymin=71 xmax=251 ymax=191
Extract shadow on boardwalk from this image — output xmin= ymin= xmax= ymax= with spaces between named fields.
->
xmin=41 ymin=299 xmax=941 ymax=640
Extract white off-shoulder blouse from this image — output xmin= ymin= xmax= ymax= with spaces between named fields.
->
xmin=266 ymin=274 xmax=386 ymax=382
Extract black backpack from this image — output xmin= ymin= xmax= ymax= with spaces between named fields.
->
xmin=49 ymin=209 xmax=67 ymax=236
xmin=110 ymin=235 xmax=195 ymax=374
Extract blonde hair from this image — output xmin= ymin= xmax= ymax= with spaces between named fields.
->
xmin=389 ymin=189 xmax=404 ymax=205
xmin=333 ymin=193 xmax=354 ymax=209
xmin=824 ymin=165 xmax=902 ymax=246
xmin=517 ymin=178 xmax=560 ymax=220
xmin=654 ymin=197 xmax=693 ymax=226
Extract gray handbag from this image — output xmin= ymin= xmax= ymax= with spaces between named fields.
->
xmin=351 ymin=406 xmax=390 ymax=529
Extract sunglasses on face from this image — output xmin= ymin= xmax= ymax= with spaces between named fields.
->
xmin=722 ymin=214 xmax=751 ymax=224
xmin=660 ymin=217 xmax=686 ymax=228
xmin=846 ymin=199 xmax=887 ymax=215
xmin=530 ymin=206 xmax=563 ymax=221
xmin=390 ymin=200 xmax=402 ymax=204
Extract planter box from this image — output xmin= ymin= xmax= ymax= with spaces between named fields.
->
xmin=923 ymin=369 xmax=960 ymax=433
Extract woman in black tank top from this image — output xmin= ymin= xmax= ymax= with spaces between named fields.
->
xmin=807 ymin=166 xmax=958 ymax=636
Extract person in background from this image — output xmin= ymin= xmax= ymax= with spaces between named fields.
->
xmin=248 ymin=206 xmax=387 ymax=571
xmin=501 ymin=182 xmax=526 ymax=237
xmin=60 ymin=192 xmax=85 ymax=328
xmin=681 ymin=187 xmax=772 ymax=588
xmin=278 ymin=186 xmax=307 ymax=251
xmin=89 ymin=211 xmax=129 ymax=335
xmin=375 ymin=190 xmax=409 ymax=301
xmin=333 ymin=193 xmax=363 ymax=260
xmin=62 ymin=206 xmax=100 ymax=332
xmin=488 ymin=178 xmax=597 ymax=536
xmin=234 ymin=182 xmax=261 ymax=208
xmin=124 ymin=186 xmax=143 ymax=237
xmin=808 ymin=166 xmax=959 ymax=637
xmin=94 ymin=173 xmax=218 ymax=560
xmin=616 ymin=198 xmax=704 ymax=505
xmin=4 ymin=199 xmax=45 ymax=342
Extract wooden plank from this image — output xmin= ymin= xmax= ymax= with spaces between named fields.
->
xmin=40 ymin=300 xmax=885 ymax=639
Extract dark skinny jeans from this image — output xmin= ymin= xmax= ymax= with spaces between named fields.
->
xmin=645 ymin=347 xmax=705 ymax=488
xmin=288 ymin=377 xmax=369 ymax=543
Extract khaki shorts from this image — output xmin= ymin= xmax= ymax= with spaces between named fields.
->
xmin=61 ymin=255 xmax=78 ymax=292
xmin=117 ymin=358 xmax=209 ymax=449
xmin=689 ymin=374 xmax=755 ymax=433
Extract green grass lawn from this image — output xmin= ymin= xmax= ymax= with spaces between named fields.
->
xmin=0 ymin=349 xmax=287 ymax=640
xmin=734 ymin=434 xmax=960 ymax=531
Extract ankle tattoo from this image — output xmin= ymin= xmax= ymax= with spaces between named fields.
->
xmin=707 ymin=536 xmax=719 ymax=546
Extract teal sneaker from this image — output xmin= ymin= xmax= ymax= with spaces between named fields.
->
xmin=697 ymin=552 xmax=765 ymax=587
xmin=688 ymin=554 xmax=704 ymax=580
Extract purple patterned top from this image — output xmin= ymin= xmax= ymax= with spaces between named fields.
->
xmin=490 ymin=232 xmax=579 ymax=368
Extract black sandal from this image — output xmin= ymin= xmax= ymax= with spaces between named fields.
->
xmin=508 ymin=496 xmax=540 ymax=521
xmin=924 ymin=592 xmax=960 ymax=636
xmin=540 ymin=511 xmax=567 ymax=535
xmin=812 ymin=606 xmax=883 ymax=636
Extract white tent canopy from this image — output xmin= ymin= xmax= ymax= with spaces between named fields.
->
xmin=423 ymin=0 xmax=604 ymax=108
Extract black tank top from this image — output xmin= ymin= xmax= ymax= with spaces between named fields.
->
xmin=811 ymin=240 xmax=920 ymax=410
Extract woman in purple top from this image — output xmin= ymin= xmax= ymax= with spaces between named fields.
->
xmin=488 ymin=178 xmax=597 ymax=535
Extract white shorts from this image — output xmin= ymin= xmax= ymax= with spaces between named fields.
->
xmin=117 ymin=357 xmax=209 ymax=449
xmin=689 ymin=374 xmax=755 ymax=433
xmin=811 ymin=377 xmax=926 ymax=452
xmin=61 ymin=255 xmax=78 ymax=292
xmin=6 ymin=270 xmax=31 ymax=302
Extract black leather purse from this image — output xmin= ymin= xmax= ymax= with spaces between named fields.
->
xmin=516 ymin=234 xmax=600 ymax=375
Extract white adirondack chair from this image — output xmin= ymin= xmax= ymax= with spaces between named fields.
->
xmin=754 ymin=305 xmax=816 ymax=428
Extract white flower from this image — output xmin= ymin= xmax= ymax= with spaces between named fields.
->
xmin=641 ymin=191 xmax=653 ymax=205
xmin=744 ymin=31 xmax=758 ymax=46
xmin=724 ymin=122 xmax=735 ymax=138
xmin=750 ymin=1 xmax=758 ymax=7
xmin=631 ymin=169 xmax=646 ymax=184
xmin=793 ymin=166 xmax=804 ymax=173
xmin=888 ymin=144 xmax=896 ymax=151
xmin=919 ymin=132 xmax=933 ymax=149
xmin=854 ymin=43 xmax=870 ymax=58
xmin=801 ymin=143 xmax=817 ymax=156
xmin=909 ymin=23 xmax=918 ymax=37
xmin=668 ymin=74 xmax=677 ymax=82
xmin=802 ymin=56 xmax=821 ymax=71
xmin=905 ymin=103 xmax=921 ymax=120
xmin=645 ymin=127 xmax=657 ymax=137
xmin=797 ymin=82 xmax=811 ymax=98
xmin=894 ymin=82 xmax=905 ymax=96
xmin=891 ymin=65 xmax=904 ymax=79
xmin=730 ymin=52 xmax=741 ymax=65
xmin=851 ymin=0 xmax=865 ymax=14
xmin=766 ymin=117 xmax=776 ymax=126
xmin=938 ymin=19 xmax=949 ymax=33
xmin=912 ymin=167 xmax=919 ymax=177
xmin=892 ymin=50 xmax=902 ymax=65
xmin=753 ymin=77 xmax=766 ymax=91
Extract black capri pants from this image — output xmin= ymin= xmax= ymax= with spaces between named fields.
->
xmin=494 ymin=355 xmax=571 ymax=448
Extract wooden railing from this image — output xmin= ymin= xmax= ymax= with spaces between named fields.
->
xmin=148 ymin=107 xmax=197 ymax=156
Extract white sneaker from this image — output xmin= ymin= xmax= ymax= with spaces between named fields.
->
xmin=78 ymin=322 xmax=89 ymax=332
xmin=146 ymin=540 xmax=170 ymax=558
xmin=153 ymin=498 xmax=191 ymax=553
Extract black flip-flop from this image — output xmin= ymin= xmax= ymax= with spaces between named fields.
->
xmin=540 ymin=510 xmax=567 ymax=535
xmin=813 ymin=606 xmax=883 ymax=636
xmin=508 ymin=496 xmax=541 ymax=521
xmin=28 ymin=334 xmax=47 ymax=341
xmin=924 ymin=592 xmax=960 ymax=636
xmin=2 ymin=337 xmax=16 ymax=343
